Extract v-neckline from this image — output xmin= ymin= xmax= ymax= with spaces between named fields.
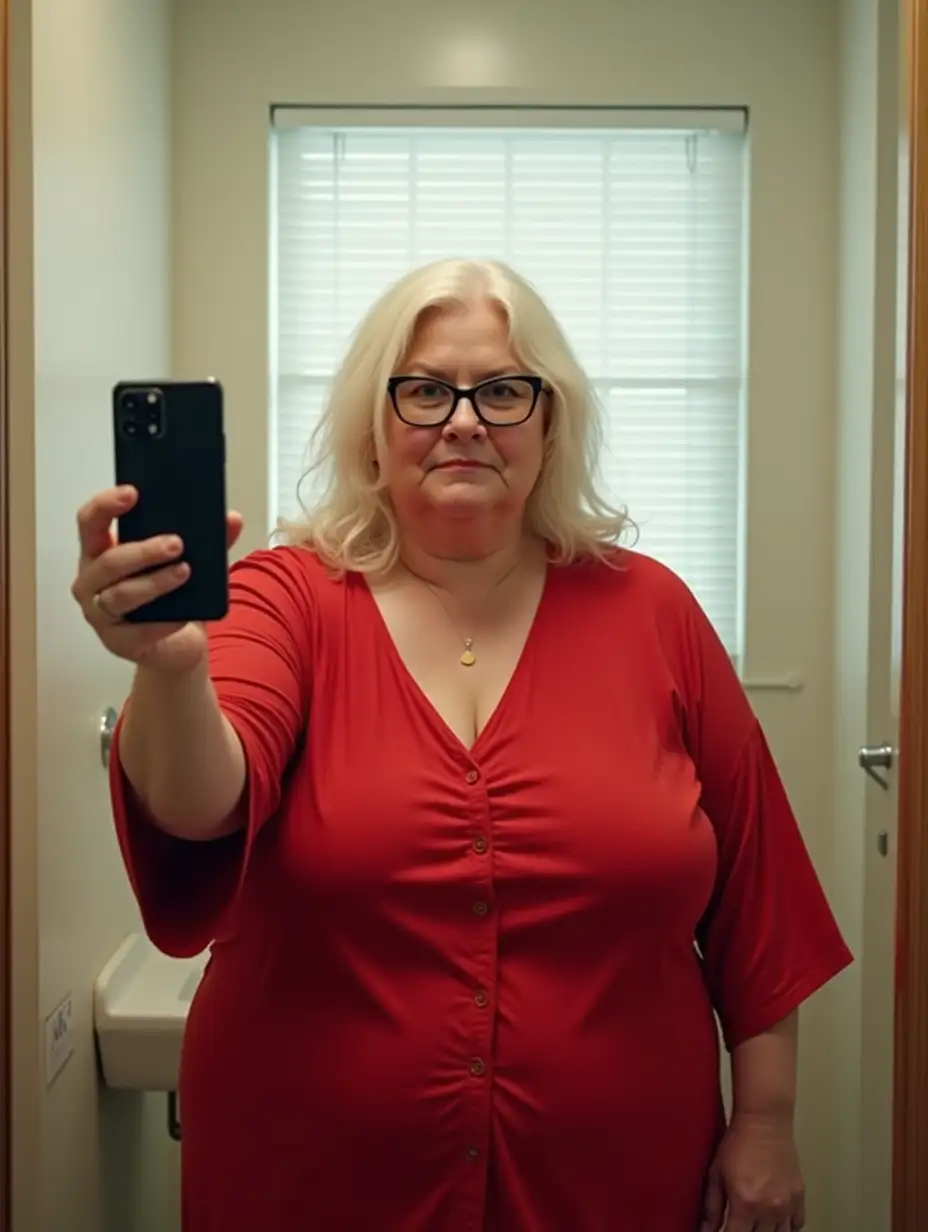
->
xmin=357 ymin=562 xmax=555 ymax=758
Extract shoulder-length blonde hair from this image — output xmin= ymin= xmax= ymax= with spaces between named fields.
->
xmin=277 ymin=258 xmax=633 ymax=571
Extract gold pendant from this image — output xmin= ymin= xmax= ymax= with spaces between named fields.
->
xmin=460 ymin=643 xmax=476 ymax=667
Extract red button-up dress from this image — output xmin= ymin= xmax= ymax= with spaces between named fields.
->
xmin=111 ymin=546 xmax=852 ymax=1232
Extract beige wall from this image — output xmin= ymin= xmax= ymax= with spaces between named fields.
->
xmin=9 ymin=0 xmax=180 ymax=1228
xmin=171 ymin=0 xmax=844 ymax=1223
xmin=9 ymin=0 xmax=41 ymax=1219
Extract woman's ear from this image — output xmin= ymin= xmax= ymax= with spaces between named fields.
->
xmin=367 ymin=429 xmax=380 ymax=474
xmin=542 ymin=389 xmax=555 ymax=432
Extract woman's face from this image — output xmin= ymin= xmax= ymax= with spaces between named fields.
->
xmin=381 ymin=300 xmax=547 ymax=541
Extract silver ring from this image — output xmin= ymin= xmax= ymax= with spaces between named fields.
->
xmin=93 ymin=591 xmax=121 ymax=622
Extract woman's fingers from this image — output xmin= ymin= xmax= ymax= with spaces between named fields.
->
xmin=80 ymin=511 xmax=243 ymax=608
xmin=77 ymin=491 xmax=241 ymax=570
xmin=73 ymin=533 xmax=185 ymax=607
xmin=76 ymin=486 xmax=136 ymax=561
xmin=74 ymin=492 xmax=244 ymax=623
xmin=93 ymin=560 xmax=191 ymax=621
xmin=72 ymin=490 xmax=241 ymax=669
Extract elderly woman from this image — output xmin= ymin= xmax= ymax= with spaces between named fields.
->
xmin=72 ymin=259 xmax=850 ymax=1232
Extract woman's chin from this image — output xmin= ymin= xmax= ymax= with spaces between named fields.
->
xmin=429 ymin=486 xmax=501 ymax=517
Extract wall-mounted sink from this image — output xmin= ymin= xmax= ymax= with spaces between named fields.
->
xmin=94 ymin=933 xmax=209 ymax=1091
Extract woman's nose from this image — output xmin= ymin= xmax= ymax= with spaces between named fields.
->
xmin=444 ymin=395 xmax=484 ymax=436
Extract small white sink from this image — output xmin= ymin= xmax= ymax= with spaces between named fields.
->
xmin=94 ymin=933 xmax=209 ymax=1091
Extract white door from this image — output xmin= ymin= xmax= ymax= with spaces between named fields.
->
xmin=856 ymin=138 xmax=908 ymax=1232
xmin=854 ymin=0 xmax=909 ymax=1227
xmin=833 ymin=1 xmax=906 ymax=1230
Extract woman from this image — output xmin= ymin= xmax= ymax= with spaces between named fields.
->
xmin=73 ymin=259 xmax=851 ymax=1232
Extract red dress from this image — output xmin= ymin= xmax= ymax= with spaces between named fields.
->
xmin=111 ymin=547 xmax=852 ymax=1232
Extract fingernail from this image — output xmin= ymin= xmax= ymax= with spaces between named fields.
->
xmin=163 ymin=536 xmax=183 ymax=554
xmin=116 ymin=486 xmax=134 ymax=503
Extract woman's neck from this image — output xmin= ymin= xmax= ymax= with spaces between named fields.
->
xmin=396 ymin=527 xmax=540 ymax=598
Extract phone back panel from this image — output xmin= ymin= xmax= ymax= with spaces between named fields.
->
xmin=113 ymin=379 xmax=228 ymax=623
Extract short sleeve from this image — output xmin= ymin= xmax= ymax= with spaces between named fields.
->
xmin=658 ymin=571 xmax=854 ymax=1050
xmin=109 ymin=547 xmax=313 ymax=958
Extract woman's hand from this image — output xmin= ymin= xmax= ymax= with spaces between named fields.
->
xmin=700 ymin=1112 xmax=805 ymax=1232
xmin=71 ymin=485 xmax=243 ymax=677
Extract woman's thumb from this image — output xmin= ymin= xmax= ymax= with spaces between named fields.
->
xmin=699 ymin=1168 xmax=725 ymax=1232
xmin=226 ymin=510 xmax=244 ymax=549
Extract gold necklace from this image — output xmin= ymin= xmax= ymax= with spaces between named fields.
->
xmin=405 ymin=554 xmax=525 ymax=668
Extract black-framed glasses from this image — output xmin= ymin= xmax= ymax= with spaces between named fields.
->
xmin=387 ymin=374 xmax=547 ymax=428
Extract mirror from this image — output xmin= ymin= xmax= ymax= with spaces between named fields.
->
xmin=3 ymin=0 xmax=927 ymax=1230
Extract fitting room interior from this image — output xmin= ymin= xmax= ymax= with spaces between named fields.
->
xmin=3 ymin=0 xmax=928 ymax=1228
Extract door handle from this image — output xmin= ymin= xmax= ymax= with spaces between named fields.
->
xmin=99 ymin=706 xmax=118 ymax=769
xmin=858 ymin=743 xmax=895 ymax=790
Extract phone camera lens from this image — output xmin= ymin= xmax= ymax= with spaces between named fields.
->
xmin=145 ymin=390 xmax=164 ymax=438
xmin=119 ymin=387 xmax=163 ymax=439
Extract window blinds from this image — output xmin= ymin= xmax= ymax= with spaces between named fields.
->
xmin=271 ymin=115 xmax=747 ymax=652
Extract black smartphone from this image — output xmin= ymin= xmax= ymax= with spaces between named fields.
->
xmin=113 ymin=379 xmax=229 ymax=623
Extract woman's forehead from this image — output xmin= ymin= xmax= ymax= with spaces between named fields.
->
xmin=402 ymin=300 xmax=516 ymax=372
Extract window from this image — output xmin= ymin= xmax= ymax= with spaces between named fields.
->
xmin=271 ymin=110 xmax=748 ymax=653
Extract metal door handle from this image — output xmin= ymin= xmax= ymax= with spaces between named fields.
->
xmin=858 ymin=743 xmax=895 ymax=790
xmin=99 ymin=707 xmax=118 ymax=768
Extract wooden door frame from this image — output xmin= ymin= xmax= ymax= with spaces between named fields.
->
xmin=0 ymin=0 xmax=12 ymax=1225
xmin=894 ymin=0 xmax=928 ymax=1225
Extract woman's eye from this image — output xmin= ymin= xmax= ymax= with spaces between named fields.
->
xmin=412 ymin=382 xmax=444 ymax=400
xmin=488 ymin=383 xmax=516 ymax=399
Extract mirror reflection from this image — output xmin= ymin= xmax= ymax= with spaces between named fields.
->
xmin=4 ymin=0 xmax=916 ymax=1229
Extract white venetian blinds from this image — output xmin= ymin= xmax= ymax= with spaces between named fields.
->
xmin=271 ymin=111 xmax=747 ymax=652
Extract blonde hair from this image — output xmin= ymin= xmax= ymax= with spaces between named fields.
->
xmin=277 ymin=258 xmax=633 ymax=571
